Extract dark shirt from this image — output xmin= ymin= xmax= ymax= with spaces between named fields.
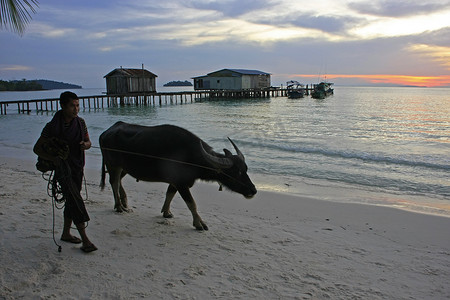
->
xmin=41 ymin=110 xmax=89 ymax=170
xmin=42 ymin=118 xmax=88 ymax=139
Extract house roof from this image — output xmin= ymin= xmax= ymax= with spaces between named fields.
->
xmin=191 ymin=75 xmax=209 ymax=79
xmin=192 ymin=68 xmax=270 ymax=79
xmin=223 ymin=69 xmax=270 ymax=75
xmin=104 ymin=68 xmax=158 ymax=78
xmin=208 ymin=69 xmax=270 ymax=76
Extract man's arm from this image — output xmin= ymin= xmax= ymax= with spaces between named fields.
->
xmin=80 ymin=118 xmax=91 ymax=151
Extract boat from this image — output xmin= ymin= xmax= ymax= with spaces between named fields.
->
xmin=311 ymin=81 xmax=334 ymax=99
xmin=286 ymin=80 xmax=305 ymax=99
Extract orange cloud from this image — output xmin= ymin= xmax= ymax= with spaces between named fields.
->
xmin=408 ymin=44 xmax=450 ymax=70
xmin=291 ymin=74 xmax=450 ymax=87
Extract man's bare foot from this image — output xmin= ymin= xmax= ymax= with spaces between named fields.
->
xmin=80 ymin=243 xmax=98 ymax=253
xmin=60 ymin=235 xmax=82 ymax=244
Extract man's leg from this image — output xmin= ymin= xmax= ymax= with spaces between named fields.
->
xmin=60 ymin=216 xmax=81 ymax=243
xmin=76 ymin=222 xmax=97 ymax=252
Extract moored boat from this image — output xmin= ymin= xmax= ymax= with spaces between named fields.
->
xmin=286 ymin=80 xmax=305 ymax=99
xmin=311 ymin=81 xmax=334 ymax=99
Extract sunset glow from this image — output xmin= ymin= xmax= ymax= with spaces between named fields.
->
xmin=292 ymin=74 xmax=450 ymax=87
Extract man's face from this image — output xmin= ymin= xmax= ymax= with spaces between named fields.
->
xmin=61 ymin=99 xmax=80 ymax=120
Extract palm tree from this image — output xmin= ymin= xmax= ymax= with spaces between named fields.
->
xmin=0 ymin=0 xmax=39 ymax=35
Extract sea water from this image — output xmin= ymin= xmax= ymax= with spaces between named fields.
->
xmin=1 ymin=86 xmax=449 ymax=216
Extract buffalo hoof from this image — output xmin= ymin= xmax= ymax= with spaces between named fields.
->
xmin=163 ymin=211 xmax=174 ymax=218
xmin=194 ymin=221 xmax=209 ymax=231
xmin=115 ymin=205 xmax=131 ymax=213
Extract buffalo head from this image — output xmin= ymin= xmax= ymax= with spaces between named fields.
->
xmin=200 ymin=138 xmax=257 ymax=198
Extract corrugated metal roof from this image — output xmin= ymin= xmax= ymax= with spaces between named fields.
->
xmin=226 ymin=69 xmax=270 ymax=75
xmin=193 ymin=69 xmax=272 ymax=79
xmin=104 ymin=68 xmax=158 ymax=78
xmin=191 ymin=75 xmax=209 ymax=79
xmin=202 ymin=68 xmax=270 ymax=77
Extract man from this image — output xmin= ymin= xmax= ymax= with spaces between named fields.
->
xmin=34 ymin=91 xmax=97 ymax=253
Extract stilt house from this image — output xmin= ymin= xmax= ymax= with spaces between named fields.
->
xmin=192 ymin=69 xmax=271 ymax=90
xmin=104 ymin=67 xmax=157 ymax=94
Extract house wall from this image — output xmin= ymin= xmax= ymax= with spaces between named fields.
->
xmin=194 ymin=77 xmax=209 ymax=89
xmin=244 ymin=74 xmax=271 ymax=89
xmin=106 ymin=77 xmax=128 ymax=94
xmin=128 ymin=77 xmax=155 ymax=92
xmin=208 ymin=76 xmax=242 ymax=90
xmin=106 ymin=76 xmax=156 ymax=94
xmin=194 ymin=77 xmax=241 ymax=90
xmin=242 ymin=76 xmax=251 ymax=89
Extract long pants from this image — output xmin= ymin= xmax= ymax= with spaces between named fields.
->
xmin=55 ymin=161 xmax=90 ymax=225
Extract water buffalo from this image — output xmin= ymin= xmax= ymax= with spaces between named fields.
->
xmin=99 ymin=121 xmax=257 ymax=230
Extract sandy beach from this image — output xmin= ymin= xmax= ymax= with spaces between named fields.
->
xmin=1 ymin=155 xmax=449 ymax=299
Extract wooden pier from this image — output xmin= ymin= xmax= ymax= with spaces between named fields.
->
xmin=0 ymin=86 xmax=314 ymax=115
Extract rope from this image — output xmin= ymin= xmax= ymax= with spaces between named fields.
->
xmin=92 ymin=145 xmax=251 ymax=188
xmin=41 ymin=161 xmax=89 ymax=252
xmin=92 ymin=145 xmax=219 ymax=173
xmin=42 ymin=171 xmax=63 ymax=252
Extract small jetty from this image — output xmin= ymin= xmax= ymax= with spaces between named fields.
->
xmin=0 ymin=86 xmax=318 ymax=115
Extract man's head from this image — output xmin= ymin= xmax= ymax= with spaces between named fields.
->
xmin=60 ymin=91 xmax=80 ymax=121
xmin=60 ymin=91 xmax=79 ymax=107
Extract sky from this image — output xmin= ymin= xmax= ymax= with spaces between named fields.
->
xmin=1 ymin=0 xmax=450 ymax=88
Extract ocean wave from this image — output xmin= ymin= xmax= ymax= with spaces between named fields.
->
xmin=242 ymin=140 xmax=450 ymax=171
xmin=253 ymin=160 xmax=450 ymax=198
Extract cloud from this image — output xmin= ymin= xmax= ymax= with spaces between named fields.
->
xmin=79 ymin=15 xmax=342 ymax=48
xmin=250 ymin=9 xmax=362 ymax=34
xmin=348 ymin=10 xmax=450 ymax=39
xmin=408 ymin=44 xmax=450 ymax=70
xmin=416 ymin=27 xmax=450 ymax=47
xmin=348 ymin=0 xmax=450 ymax=17
xmin=288 ymin=15 xmax=360 ymax=33
xmin=185 ymin=0 xmax=273 ymax=17
xmin=24 ymin=0 xmax=450 ymax=48
xmin=0 ymin=65 xmax=32 ymax=71
xmin=26 ymin=22 xmax=76 ymax=38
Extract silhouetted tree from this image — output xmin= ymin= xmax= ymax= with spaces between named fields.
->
xmin=0 ymin=0 xmax=39 ymax=35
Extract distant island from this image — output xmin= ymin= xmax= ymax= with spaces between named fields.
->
xmin=163 ymin=80 xmax=193 ymax=87
xmin=0 ymin=79 xmax=82 ymax=91
xmin=35 ymin=79 xmax=82 ymax=90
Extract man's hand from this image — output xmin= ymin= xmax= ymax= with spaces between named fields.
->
xmin=80 ymin=140 xmax=91 ymax=150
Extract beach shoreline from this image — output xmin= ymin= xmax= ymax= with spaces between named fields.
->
xmin=1 ymin=155 xmax=449 ymax=299
xmin=3 ymin=143 xmax=450 ymax=218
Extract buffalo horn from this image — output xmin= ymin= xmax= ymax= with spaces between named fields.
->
xmin=200 ymin=141 xmax=233 ymax=169
xmin=228 ymin=137 xmax=245 ymax=162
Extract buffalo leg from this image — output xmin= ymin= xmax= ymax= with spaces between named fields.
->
xmin=109 ymin=167 xmax=128 ymax=212
xmin=161 ymin=184 xmax=177 ymax=218
xmin=177 ymin=187 xmax=208 ymax=231
xmin=118 ymin=170 xmax=129 ymax=210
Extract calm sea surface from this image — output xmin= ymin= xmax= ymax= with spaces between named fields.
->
xmin=1 ymin=86 xmax=449 ymax=216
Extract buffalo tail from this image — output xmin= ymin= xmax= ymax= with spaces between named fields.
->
xmin=100 ymin=156 xmax=106 ymax=191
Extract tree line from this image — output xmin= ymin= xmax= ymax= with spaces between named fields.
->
xmin=0 ymin=79 xmax=43 ymax=91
